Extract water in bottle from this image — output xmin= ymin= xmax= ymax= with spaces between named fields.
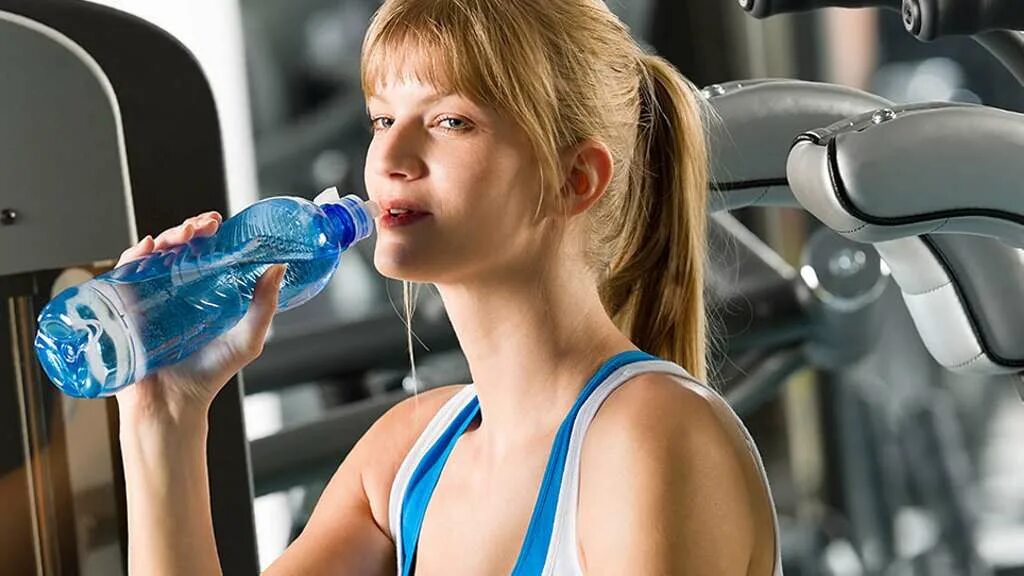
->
xmin=33 ymin=188 xmax=379 ymax=398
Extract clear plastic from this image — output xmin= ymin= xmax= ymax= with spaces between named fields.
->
xmin=33 ymin=191 xmax=378 ymax=398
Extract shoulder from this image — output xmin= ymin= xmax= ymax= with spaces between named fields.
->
xmin=356 ymin=384 xmax=469 ymax=535
xmin=585 ymin=371 xmax=744 ymax=463
xmin=361 ymin=384 xmax=468 ymax=461
xmin=577 ymin=372 xmax=761 ymax=574
xmin=263 ymin=385 xmax=467 ymax=573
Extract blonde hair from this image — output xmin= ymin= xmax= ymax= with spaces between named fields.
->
xmin=361 ymin=0 xmax=711 ymax=382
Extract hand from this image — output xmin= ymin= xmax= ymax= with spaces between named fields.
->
xmin=113 ymin=211 xmax=287 ymax=423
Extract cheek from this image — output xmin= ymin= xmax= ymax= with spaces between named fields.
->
xmin=451 ymin=164 xmax=547 ymax=271
xmin=445 ymin=163 xmax=530 ymax=241
xmin=363 ymin=145 xmax=380 ymax=195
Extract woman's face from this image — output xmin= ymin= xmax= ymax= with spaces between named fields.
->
xmin=364 ymin=75 xmax=554 ymax=285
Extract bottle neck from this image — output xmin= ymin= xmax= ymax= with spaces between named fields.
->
xmin=322 ymin=203 xmax=358 ymax=250
xmin=317 ymin=194 xmax=376 ymax=249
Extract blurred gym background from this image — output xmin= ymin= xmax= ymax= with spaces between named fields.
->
xmin=2 ymin=1 xmax=1022 ymax=574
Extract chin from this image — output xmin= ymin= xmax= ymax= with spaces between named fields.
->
xmin=373 ymin=252 xmax=437 ymax=283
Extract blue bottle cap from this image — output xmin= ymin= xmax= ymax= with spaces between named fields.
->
xmin=314 ymin=187 xmax=379 ymax=243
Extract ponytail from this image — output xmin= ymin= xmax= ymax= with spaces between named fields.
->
xmin=599 ymin=54 xmax=710 ymax=382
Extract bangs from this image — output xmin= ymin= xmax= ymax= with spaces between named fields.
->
xmin=360 ymin=0 xmax=554 ymax=118
xmin=361 ymin=6 xmax=489 ymax=104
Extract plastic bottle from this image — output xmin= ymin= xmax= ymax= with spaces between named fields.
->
xmin=33 ymin=188 xmax=379 ymax=399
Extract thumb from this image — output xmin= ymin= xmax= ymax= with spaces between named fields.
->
xmin=236 ymin=264 xmax=287 ymax=358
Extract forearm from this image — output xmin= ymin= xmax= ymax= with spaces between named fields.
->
xmin=119 ymin=408 xmax=222 ymax=576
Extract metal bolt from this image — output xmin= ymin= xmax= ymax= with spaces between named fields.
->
xmin=871 ymin=108 xmax=897 ymax=124
xmin=1 ymin=208 xmax=17 ymax=225
xmin=701 ymin=84 xmax=726 ymax=98
xmin=902 ymin=0 xmax=922 ymax=36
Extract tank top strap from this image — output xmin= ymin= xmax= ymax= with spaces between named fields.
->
xmin=540 ymin=359 xmax=693 ymax=574
xmin=510 ymin=350 xmax=657 ymax=575
xmin=542 ymin=359 xmax=785 ymax=576
xmin=389 ymin=385 xmax=480 ymax=576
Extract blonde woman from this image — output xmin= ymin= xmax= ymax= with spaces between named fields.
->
xmin=116 ymin=0 xmax=783 ymax=574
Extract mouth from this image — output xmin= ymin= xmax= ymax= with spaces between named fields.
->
xmin=380 ymin=208 xmax=431 ymax=229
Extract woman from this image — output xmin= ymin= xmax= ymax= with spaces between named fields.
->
xmin=116 ymin=0 xmax=782 ymax=574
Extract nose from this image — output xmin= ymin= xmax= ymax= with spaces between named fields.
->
xmin=368 ymin=121 xmax=427 ymax=181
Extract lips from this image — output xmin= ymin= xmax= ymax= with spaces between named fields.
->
xmin=379 ymin=199 xmax=430 ymax=215
xmin=377 ymin=198 xmax=432 ymax=229
xmin=380 ymin=210 xmax=431 ymax=229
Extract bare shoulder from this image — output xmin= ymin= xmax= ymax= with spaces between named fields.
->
xmin=582 ymin=372 xmax=751 ymax=492
xmin=356 ymin=385 xmax=468 ymax=535
xmin=578 ymin=373 xmax=774 ymax=575
xmin=361 ymin=384 xmax=468 ymax=463
xmin=588 ymin=371 xmax=742 ymax=449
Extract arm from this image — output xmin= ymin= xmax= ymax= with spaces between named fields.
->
xmin=113 ymin=214 xmax=277 ymax=575
xmin=260 ymin=409 xmax=397 ymax=574
xmin=578 ymin=374 xmax=762 ymax=575
xmin=119 ymin=390 xmax=394 ymax=576
xmin=113 ymin=215 xmax=409 ymax=575
xmin=112 ymin=213 xmax=286 ymax=575
xmin=119 ymin=406 xmax=222 ymax=575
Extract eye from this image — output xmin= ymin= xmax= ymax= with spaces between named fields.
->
xmin=436 ymin=116 xmax=472 ymax=133
xmin=369 ymin=116 xmax=394 ymax=132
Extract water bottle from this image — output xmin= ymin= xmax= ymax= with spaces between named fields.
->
xmin=33 ymin=187 xmax=379 ymax=399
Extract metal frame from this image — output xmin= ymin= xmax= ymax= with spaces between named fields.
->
xmin=0 ymin=1 xmax=259 ymax=572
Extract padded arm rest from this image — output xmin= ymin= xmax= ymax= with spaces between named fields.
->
xmin=788 ymin=102 xmax=1024 ymax=248
xmin=704 ymin=79 xmax=891 ymax=212
xmin=873 ymin=234 xmax=1024 ymax=374
xmin=788 ymin=102 xmax=1024 ymax=375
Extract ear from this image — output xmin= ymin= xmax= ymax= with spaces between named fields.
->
xmin=560 ymin=140 xmax=614 ymax=217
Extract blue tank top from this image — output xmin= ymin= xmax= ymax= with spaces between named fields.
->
xmin=387 ymin=350 xmax=784 ymax=575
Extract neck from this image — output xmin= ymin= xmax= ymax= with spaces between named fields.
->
xmin=434 ymin=259 xmax=635 ymax=454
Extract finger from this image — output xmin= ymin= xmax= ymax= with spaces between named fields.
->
xmin=153 ymin=221 xmax=196 ymax=251
xmin=152 ymin=211 xmax=220 ymax=250
xmin=116 ymin=235 xmax=155 ymax=267
xmin=236 ymin=265 xmax=287 ymax=359
xmin=188 ymin=212 xmax=222 ymax=232
xmin=192 ymin=215 xmax=220 ymax=238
